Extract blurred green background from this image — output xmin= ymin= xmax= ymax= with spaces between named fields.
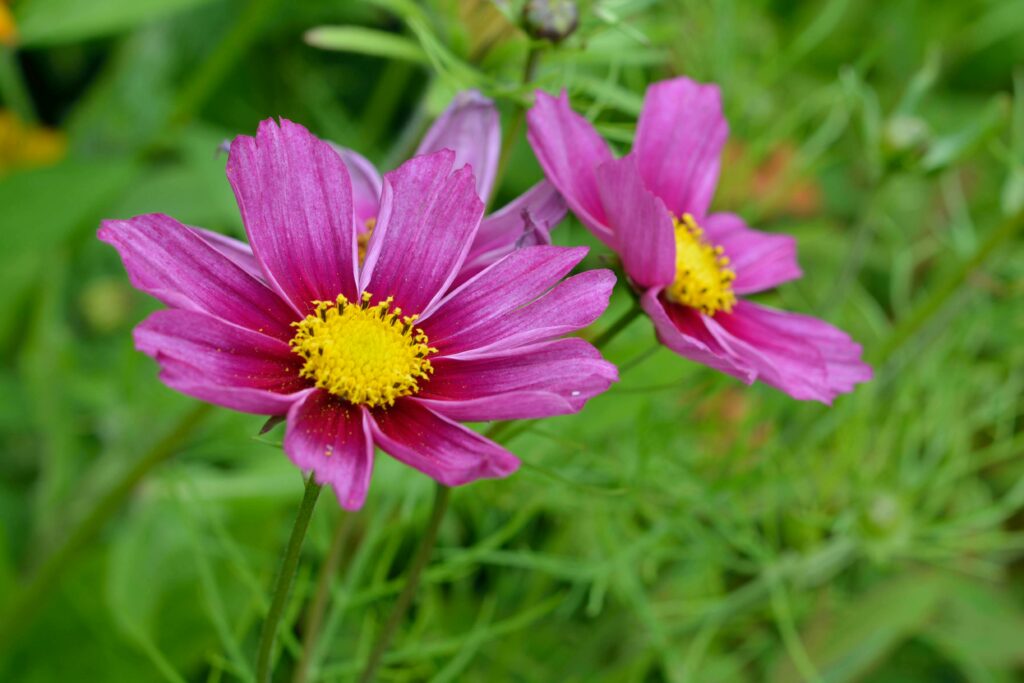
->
xmin=2 ymin=0 xmax=1024 ymax=681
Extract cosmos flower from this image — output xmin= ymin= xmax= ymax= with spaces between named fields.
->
xmin=99 ymin=119 xmax=617 ymax=508
xmin=527 ymin=77 xmax=871 ymax=403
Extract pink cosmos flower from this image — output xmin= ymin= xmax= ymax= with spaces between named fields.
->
xmin=527 ymin=77 xmax=871 ymax=403
xmin=99 ymin=118 xmax=617 ymax=509
xmin=336 ymin=90 xmax=567 ymax=286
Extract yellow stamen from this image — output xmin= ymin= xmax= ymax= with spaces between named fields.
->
xmin=290 ymin=292 xmax=435 ymax=408
xmin=665 ymin=213 xmax=737 ymax=316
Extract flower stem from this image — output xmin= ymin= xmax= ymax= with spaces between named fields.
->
xmin=0 ymin=403 xmax=211 ymax=652
xmin=491 ymin=44 xmax=544 ymax=209
xmin=591 ymin=300 xmax=643 ymax=349
xmin=291 ymin=511 xmax=355 ymax=683
xmin=356 ymin=483 xmax=451 ymax=683
xmin=620 ymin=341 xmax=661 ymax=374
xmin=255 ymin=474 xmax=323 ymax=683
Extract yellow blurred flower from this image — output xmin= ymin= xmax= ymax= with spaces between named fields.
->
xmin=0 ymin=110 xmax=66 ymax=175
xmin=0 ymin=1 xmax=16 ymax=46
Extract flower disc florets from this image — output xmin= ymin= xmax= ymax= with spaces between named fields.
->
xmin=666 ymin=213 xmax=737 ymax=315
xmin=290 ymin=292 xmax=436 ymax=408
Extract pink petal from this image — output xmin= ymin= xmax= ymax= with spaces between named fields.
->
xmin=333 ymin=146 xmax=383 ymax=228
xmin=418 ymin=337 xmax=617 ymax=421
xmin=633 ymin=77 xmax=728 ymax=220
xmin=640 ymin=289 xmax=755 ymax=382
xmin=426 ymin=246 xmax=614 ymax=356
xmin=284 ymin=391 xmax=375 ymax=510
xmin=456 ymin=180 xmax=567 ymax=285
xmin=526 ymin=90 xmax=616 ymax=245
xmin=703 ymin=213 xmax=802 ymax=295
xmin=370 ymin=399 xmax=520 ymax=486
xmin=99 ymin=214 xmax=296 ymax=339
xmin=360 ymin=149 xmax=484 ymax=316
xmin=134 ymin=309 xmax=308 ymax=415
xmin=595 ymin=155 xmax=676 ymax=289
xmin=415 ymin=90 xmax=501 ymax=203
xmin=226 ymin=118 xmax=359 ymax=313
xmin=191 ymin=227 xmax=264 ymax=281
xmin=710 ymin=301 xmax=871 ymax=403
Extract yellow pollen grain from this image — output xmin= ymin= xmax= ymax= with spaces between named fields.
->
xmin=665 ymin=213 xmax=737 ymax=316
xmin=289 ymin=291 xmax=436 ymax=408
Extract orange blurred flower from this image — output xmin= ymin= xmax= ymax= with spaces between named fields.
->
xmin=720 ymin=140 xmax=823 ymax=218
xmin=0 ymin=1 xmax=16 ymax=46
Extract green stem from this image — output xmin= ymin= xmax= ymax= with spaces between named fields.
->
xmin=0 ymin=47 xmax=37 ymax=123
xmin=877 ymin=208 xmax=1024 ymax=362
xmin=291 ymin=511 xmax=355 ymax=683
xmin=356 ymin=483 xmax=450 ymax=683
xmin=491 ymin=44 xmax=543 ymax=209
xmin=591 ymin=300 xmax=643 ymax=349
xmin=0 ymin=403 xmax=211 ymax=651
xmin=619 ymin=341 xmax=660 ymax=374
xmin=256 ymin=474 xmax=323 ymax=683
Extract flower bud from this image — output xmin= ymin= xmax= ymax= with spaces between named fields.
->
xmin=522 ymin=0 xmax=578 ymax=43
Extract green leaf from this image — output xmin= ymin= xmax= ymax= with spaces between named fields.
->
xmin=304 ymin=26 xmax=428 ymax=64
xmin=572 ymin=75 xmax=644 ymax=117
xmin=770 ymin=572 xmax=947 ymax=683
xmin=14 ymin=0 xmax=218 ymax=47
xmin=1003 ymin=166 xmax=1024 ymax=216
xmin=921 ymin=96 xmax=1010 ymax=172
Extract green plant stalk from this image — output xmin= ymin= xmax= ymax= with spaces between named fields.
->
xmin=877 ymin=208 xmax=1024 ymax=362
xmin=356 ymin=483 xmax=451 ymax=683
xmin=0 ymin=403 xmax=212 ymax=652
xmin=292 ymin=511 xmax=356 ymax=683
xmin=591 ymin=300 xmax=643 ymax=349
xmin=491 ymin=44 xmax=543 ymax=209
xmin=255 ymin=474 xmax=324 ymax=683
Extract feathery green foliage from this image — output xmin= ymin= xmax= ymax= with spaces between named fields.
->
xmin=1 ymin=0 xmax=1023 ymax=681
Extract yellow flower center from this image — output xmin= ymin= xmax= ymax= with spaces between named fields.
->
xmin=665 ymin=213 xmax=737 ymax=316
xmin=290 ymin=292 xmax=436 ymax=408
